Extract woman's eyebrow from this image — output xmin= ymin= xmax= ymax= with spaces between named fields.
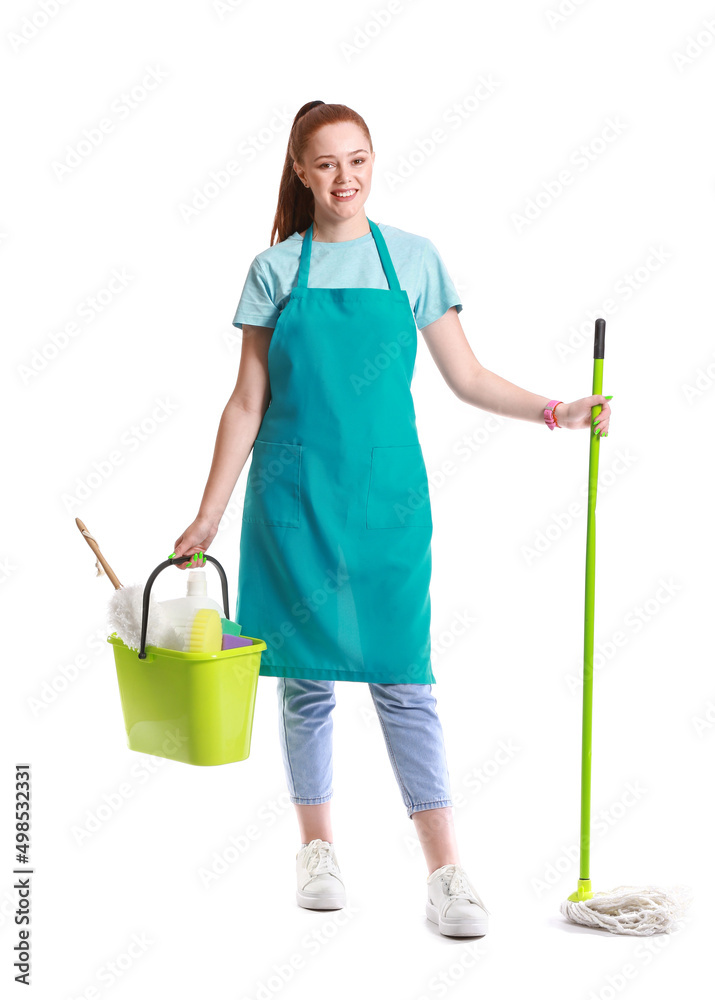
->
xmin=312 ymin=149 xmax=369 ymax=162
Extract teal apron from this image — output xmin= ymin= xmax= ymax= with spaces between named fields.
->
xmin=236 ymin=218 xmax=435 ymax=684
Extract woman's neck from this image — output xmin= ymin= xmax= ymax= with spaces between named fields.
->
xmin=299 ymin=214 xmax=370 ymax=243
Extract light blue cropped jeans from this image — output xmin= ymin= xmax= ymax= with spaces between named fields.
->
xmin=276 ymin=676 xmax=454 ymax=819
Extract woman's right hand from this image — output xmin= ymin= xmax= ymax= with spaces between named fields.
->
xmin=172 ymin=516 xmax=219 ymax=570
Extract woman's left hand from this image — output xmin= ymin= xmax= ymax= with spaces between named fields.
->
xmin=556 ymin=395 xmax=612 ymax=436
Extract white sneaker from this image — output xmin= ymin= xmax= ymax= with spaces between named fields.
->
xmin=426 ymin=863 xmax=490 ymax=936
xmin=296 ymin=839 xmax=346 ymax=910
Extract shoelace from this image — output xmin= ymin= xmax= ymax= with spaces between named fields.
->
xmin=435 ymin=864 xmax=490 ymax=915
xmin=304 ymin=841 xmax=339 ymax=877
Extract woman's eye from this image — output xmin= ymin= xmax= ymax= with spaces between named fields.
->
xmin=318 ymin=159 xmax=365 ymax=168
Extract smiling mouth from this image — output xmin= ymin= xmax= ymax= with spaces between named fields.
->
xmin=331 ymin=189 xmax=357 ymax=199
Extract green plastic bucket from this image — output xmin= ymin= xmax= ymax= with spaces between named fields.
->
xmin=107 ymin=554 xmax=266 ymax=766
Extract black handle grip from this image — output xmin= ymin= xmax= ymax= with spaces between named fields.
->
xmin=138 ymin=553 xmax=230 ymax=659
xmin=594 ymin=318 xmax=606 ymax=359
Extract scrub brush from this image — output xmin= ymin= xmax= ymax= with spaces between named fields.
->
xmin=76 ymin=518 xmax=181 ymax=652
xmin=183 ymin=608 xmax=223 ymax=653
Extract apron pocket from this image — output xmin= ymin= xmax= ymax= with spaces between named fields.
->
xmin=243 ymin=439 xmax=302 ymax=527
xmin=366 ymin=444 xmax=432 ymax=529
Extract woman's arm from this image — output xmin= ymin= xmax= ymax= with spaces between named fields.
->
xmin=173 ymin=325 xmax=274 ymax=563
xmin=420 ymin=307 xmax=611 ymax=434
xmin=196 ymin=325 xmax=273 ymax=525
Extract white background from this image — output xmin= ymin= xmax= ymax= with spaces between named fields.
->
xmin=3 ymin=0 xmax=713 ymax=997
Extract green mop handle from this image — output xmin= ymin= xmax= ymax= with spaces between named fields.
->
xmin=571 ymin=317 xmax=605 ymax=903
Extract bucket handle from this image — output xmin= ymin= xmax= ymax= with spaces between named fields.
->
xmin=138 ymin=553 xmax=230 ymax=659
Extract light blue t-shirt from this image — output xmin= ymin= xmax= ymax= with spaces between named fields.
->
xmin=232 ymin=222 xmax=462 ymax=332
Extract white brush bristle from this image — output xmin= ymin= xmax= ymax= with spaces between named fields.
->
xmin=107 ymin=584 xmax=181 ymax=652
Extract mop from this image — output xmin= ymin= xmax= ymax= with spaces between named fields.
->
xmin=560 ymin=319 xmax=692 ymax=935
xmin=75 ymin=517 xmax=180 ymax=652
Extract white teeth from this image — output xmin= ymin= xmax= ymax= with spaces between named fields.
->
xmin=333 ymin=189 xmax=356 ymax=197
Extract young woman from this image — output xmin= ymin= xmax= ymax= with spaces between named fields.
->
xmin=173 ymin=100 xmax=612 ymax=938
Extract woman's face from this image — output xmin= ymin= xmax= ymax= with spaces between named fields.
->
xmin=295 ymin=122 xmax=375 ymax=225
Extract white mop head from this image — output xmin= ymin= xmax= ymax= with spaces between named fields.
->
xmin=107 ymin=584 xmax=180 ymax=652
xmin=561 ymin=883 xmax=692 ymax=935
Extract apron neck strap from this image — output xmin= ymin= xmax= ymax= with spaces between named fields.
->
xmin=297 ymin=219 xmax=402 ymax=291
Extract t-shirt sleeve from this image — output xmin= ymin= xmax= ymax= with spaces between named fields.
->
xmin=413 ymin=238 xmax=463 ymax=330
xmin=232 ymin=256 xmax=280 ymax=329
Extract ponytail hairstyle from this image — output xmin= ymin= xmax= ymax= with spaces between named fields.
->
xmin=270 ymin=101 xmax=373 ymax=246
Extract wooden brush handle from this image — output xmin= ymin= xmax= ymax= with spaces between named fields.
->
xmin=75 ymin=518 xmax=123 ymax=589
